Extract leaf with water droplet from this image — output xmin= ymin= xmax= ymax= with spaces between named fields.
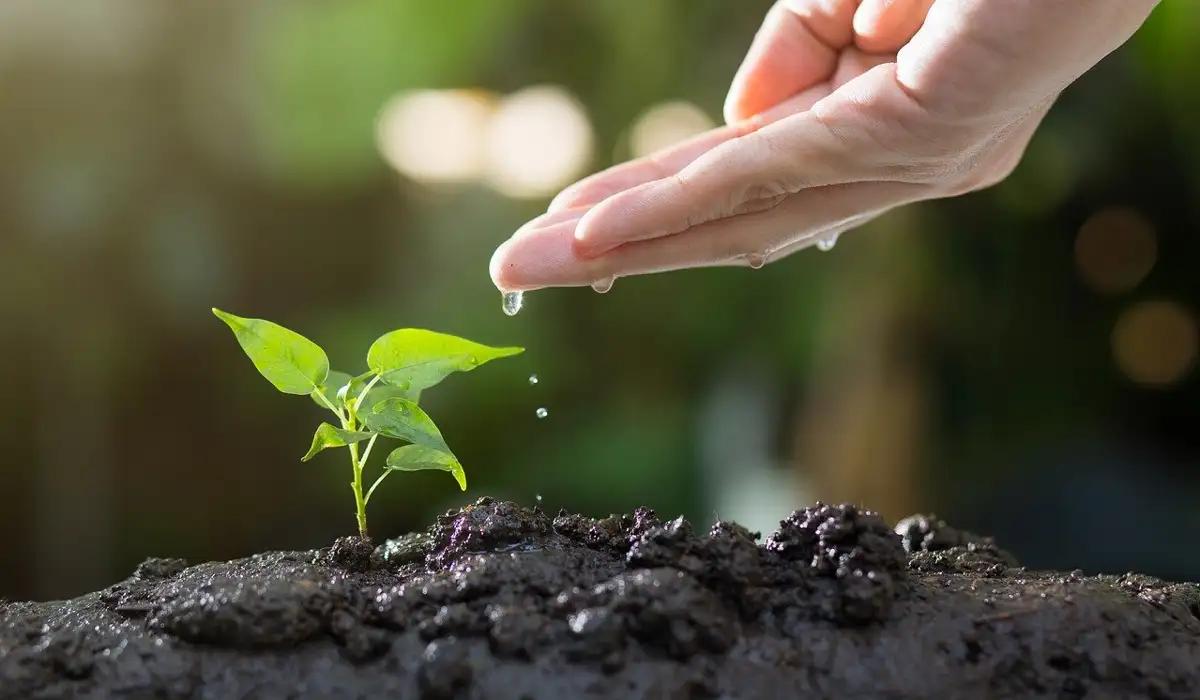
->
xmin=384 ymin=445 xmax=466 ymax=490
xmin=213 ymin=308 xmax=329 ymax=395
xmin=301 ymin=422 xmax=374 ymax=462
xmin=367 ymin=329 xmax=523 ymax=392
xmin=310 ymin=370 xmax=352 ymax=412
xmin=361 ymin=397 xmax=450 ymax=453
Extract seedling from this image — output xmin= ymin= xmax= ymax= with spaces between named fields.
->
xmin=213 ymin=308 xmax=523 ymax=539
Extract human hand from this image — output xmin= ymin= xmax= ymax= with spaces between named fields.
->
xmin=490 ymin=0 xmax=1159 ymax=292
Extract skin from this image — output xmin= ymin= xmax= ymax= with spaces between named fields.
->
xmin=490 ymin=0 xmax=1162 ymax=292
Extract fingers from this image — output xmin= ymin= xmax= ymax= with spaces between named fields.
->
xmin=853 ymin=0 xmax=935 ymax=54
xmin=724 ymin=0 xmax=860 ymax=124
xmin=513 ymin=206 xmax=588 ymax=237
xmin=490 ymin=181 xmax=924 ymax=291
xmin=570 ymin=104 xmax=882 ymax=258
xmin=549 ymin=86 xmax=832 ymax=214
xmin=548 ymin=124 xmax=747 ymax=213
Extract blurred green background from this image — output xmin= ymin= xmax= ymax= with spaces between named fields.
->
xmin=1 ymin=0 xmax=1198 ymax=601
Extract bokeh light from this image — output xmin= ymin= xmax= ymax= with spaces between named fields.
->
xmin=484 ymin=85 xmax=592 ymax=198
xmin=1074 ymin=207 xmax=1157 ymax=294
xmin=629 ymin=101 xmax=715 ymax=158
xmin=1112 ymin=301 xmax=1198 ymax=386
xmin=376 ymin=89 xmax=496 ymax=183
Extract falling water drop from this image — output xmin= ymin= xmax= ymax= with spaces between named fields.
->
xmin=528 ymin=374 xmax=539 ymax=385
xmin=501 ymin=291 xmax=524 ymax=316
xmin=535 ymin=407 xmax=549 ymax=419
xmin=535 ymin=494 xmax=543 ymax=503
xmin=816 ymin=233 xmax=840 ymax=252
xmin=591 ymin=276 xmax=614 ymax=294
xmin=744 ymin=252 xmax=767 ymax=269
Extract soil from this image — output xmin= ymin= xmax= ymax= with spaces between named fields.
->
xmin=3 ymin=498 xmax=1199 ymax=699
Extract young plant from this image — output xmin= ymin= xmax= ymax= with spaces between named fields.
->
xmin=212 ymin=308 xmax=523 ymax=540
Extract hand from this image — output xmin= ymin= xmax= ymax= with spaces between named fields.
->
xmin=490 ymin=0 xmax=1159 ymax=292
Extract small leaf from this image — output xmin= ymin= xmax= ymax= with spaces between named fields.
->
xmin=302 ymin=422 xmax=374 ymax=462
xmin=360 ymin=384 xmax=422 ymax=411
xmin=366 ymin=329 xmax=523 ymax=392
xmin=385 ymin=445 xmax=466 ymax=490
xmin=213 ymin=308 xmax=329 ymax=395
xmin=311 ymin=370 xmax=352 ymax=411
xmin=361 ymin=398 xmax=449 ymax=453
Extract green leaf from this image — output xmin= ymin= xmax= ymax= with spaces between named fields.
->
xmin=385 ymin=444 xmax=466 ymax=490
xmin=341 ymin=371 xmax=421 ymax=412
xmin=311 ymin=370 xmax=353 ymax=411
xmin=301 ymin=422 xmax=374 ymax=462
xmin=361 ymin=398 xmax=449 ymax=452
xmin=213 ymin=308 xmax=329 ymax=395
xmin=361 ymin=383 xmax=422 ymax=411
xmin=342 ymin=370 xmax=375 ymax=402
xmin=366 ymin=329 xmax=523 ymax=392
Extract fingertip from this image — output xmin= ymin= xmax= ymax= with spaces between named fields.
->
xmin=549 ymin=179 xmax=605 ymax=213
xmin=488 ymin=240 xmax=517 ymax=291
xmin=723 ymin=94 xmax=751 ymax=126
xmin=852 ymin=0 xmax=885 ymax=37
xmin=570 ymin=206 xmax=614 ymax=259
xmin=488 ymin=217 xmax=599 ymax=290
xmin=723 ymin=77 xmax=754 ymax=125
xmin=852 ymin=0 xmax=933 ymax=53
xmin=546 ymin=189 xmax=573 ymax=213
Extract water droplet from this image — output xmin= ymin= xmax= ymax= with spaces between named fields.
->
xmin=744 ymin=252 xmax=767 ymax=269
xmin=501 ymin=291 xmax=524 ymax=316
xmin=528 ymin=374 xmax=539 ymax=385
xmin=535 ymin=494 xmax=543 ymax=503
xmin=816 ymin=232 xmax=839 ymax=252
xmin=535 ymin=407 xmax=549 ymax=419
xmin=591 ymin=276 xmax=614 ymax=294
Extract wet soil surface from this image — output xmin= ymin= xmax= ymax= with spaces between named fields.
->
xmin=3 ymin=499 xmax=1199 ymax=698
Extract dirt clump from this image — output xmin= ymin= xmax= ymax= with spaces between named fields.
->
xmin=3 ymin=498 xmax=1199 ymax=699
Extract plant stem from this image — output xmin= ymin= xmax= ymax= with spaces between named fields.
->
xmin=359 ymin=433 xmax=378 ymax=467
xmin=348 ymin=440 xmax=368 ymax=540
xmin=314 ymin=382 xmax=370 ymax=539
xmin=364 ymin=468 xmax=391 ymax=506
xmin=312 ymin=388 xmax=345 ymax=422
xmin=352 ymin=373 xmax=383 ymax=415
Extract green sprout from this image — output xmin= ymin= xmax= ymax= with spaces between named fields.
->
xmin=212 ymin=308 xmax=523 ymax=540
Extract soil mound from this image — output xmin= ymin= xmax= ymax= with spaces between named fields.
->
xmin=3 ymin=498 xmax=1199 ymax=698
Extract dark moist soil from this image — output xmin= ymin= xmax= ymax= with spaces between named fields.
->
xmin=3 ymin=499 xmax=1200 ymax=699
